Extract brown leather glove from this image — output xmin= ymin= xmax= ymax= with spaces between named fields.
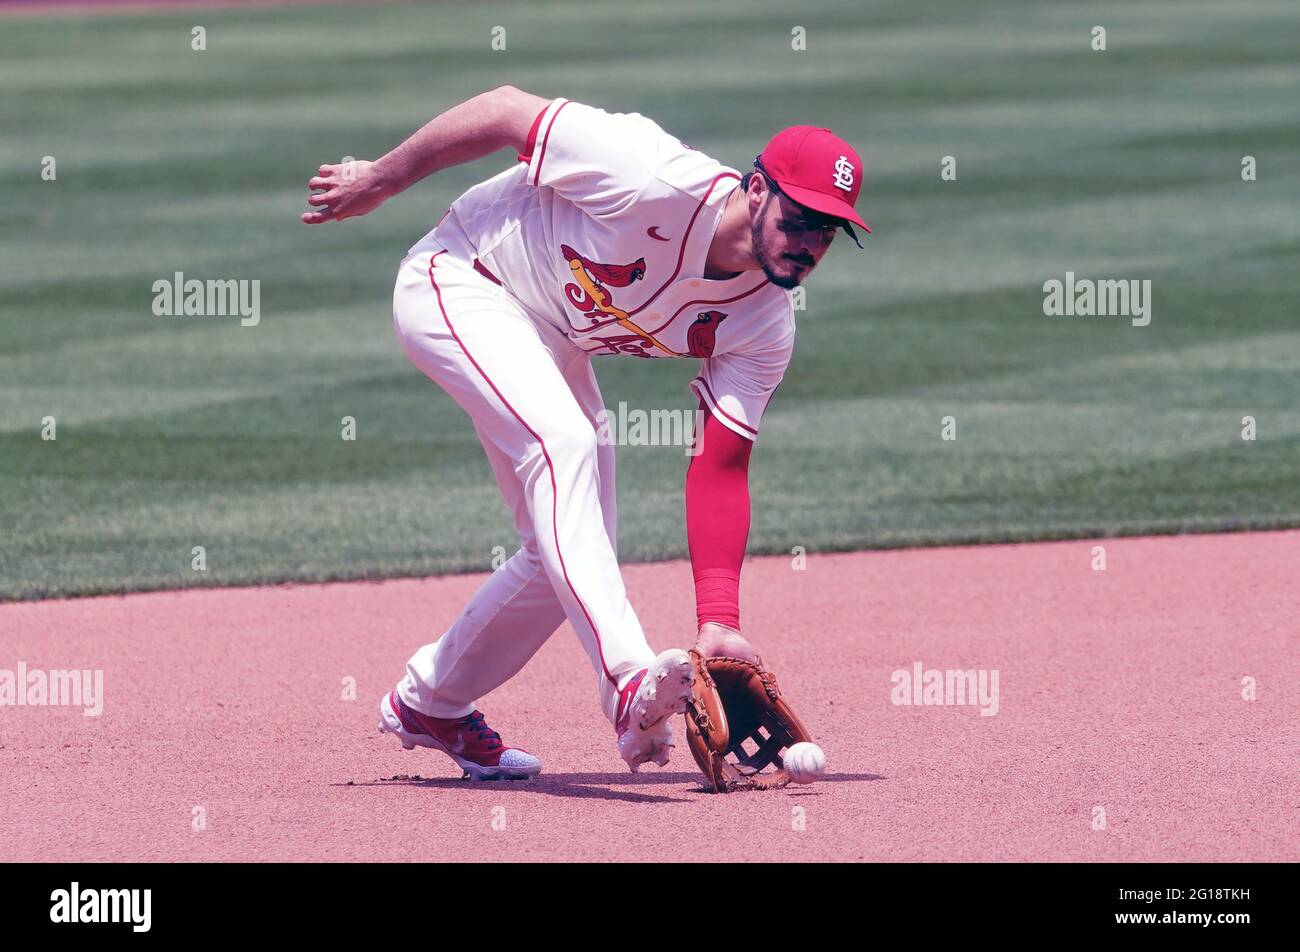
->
xmin=683 ymin=650 xmax=812 ymax=792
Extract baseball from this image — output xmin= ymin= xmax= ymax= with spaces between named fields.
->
xmin=783 ymin=742 xmax=826 ymax=784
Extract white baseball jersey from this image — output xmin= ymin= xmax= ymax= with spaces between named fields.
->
xmin=414 ymin=97 xmax=797 ymax=442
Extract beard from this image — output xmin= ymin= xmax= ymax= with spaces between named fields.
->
xmin=752 ymin=195 xmax=812 ymax=290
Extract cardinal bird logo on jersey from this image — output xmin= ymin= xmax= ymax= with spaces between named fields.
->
xmin=687 ymin=310 xmax=728 ymax=357
xmin=561 ymin=244 xmax=646 ymax=324
xmin=562 ymin=244 xmax=646 ymax=287
xmin=560 ymin=243 xmax=686 ymax=357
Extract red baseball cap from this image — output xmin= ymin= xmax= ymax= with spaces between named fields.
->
xmin=756 ymin=125 xmax=870 ymax=243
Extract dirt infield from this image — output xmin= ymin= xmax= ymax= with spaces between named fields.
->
xmin=1 ymin=530 xmax=1295 ymax=862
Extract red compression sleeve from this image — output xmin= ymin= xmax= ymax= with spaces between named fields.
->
xmin=685 ymin=399 xmax=753 ymax=630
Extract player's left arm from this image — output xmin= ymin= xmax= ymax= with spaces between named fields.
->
xmin=686 ymin=400 xmax=759 ymax=661
xmin=686 ymin=319 xmax=794 ymax=661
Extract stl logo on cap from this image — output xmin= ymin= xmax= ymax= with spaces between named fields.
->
xmin=833 ymin=156 xmax=855 ymax=193
xmin=757 ymin=125 xmax=870 ymax=234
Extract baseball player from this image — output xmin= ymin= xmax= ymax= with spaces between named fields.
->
xmin=303 ymin=86 xmax=868 ymax=779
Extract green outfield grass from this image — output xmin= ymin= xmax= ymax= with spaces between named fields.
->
xmin=2 ymin=0 xmax=1298 ymax=600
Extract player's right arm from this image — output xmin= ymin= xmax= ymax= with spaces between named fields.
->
xmin=302 ymin=85 xmax=549 ymax=225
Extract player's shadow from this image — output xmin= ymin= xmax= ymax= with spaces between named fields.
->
xmin=340 ymin=770 xmax=883 ymax=803
xmin=343 ymin=771 xmax=700 ymax=804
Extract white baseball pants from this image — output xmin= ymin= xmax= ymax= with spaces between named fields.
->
xmin=390 ymin=227 xmax=655 ymax=726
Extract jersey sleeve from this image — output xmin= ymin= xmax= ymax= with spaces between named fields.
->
xmin=519 ymin=97 xmax=671 ymax=219
xmin=688 ymin=320 xmax=794 ymax=443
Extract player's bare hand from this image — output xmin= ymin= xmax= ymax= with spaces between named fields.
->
xmin=695 ymin=622 xmax=759 ymax=662
xmin=302 ymin=160 xmax=391 ymax=225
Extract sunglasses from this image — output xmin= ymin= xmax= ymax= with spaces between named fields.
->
xmin=777 ymin=209 xmax=841 ymax=236
xmin=753 ymin=161 xmax=852 ymax=240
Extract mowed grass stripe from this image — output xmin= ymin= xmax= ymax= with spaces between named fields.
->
xmin=2 ymin=0 xmax=1298 ymax=598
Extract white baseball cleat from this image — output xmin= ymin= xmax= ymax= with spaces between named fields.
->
xmin=618 ymin=717 xmax=676 ymax=772
xmin=614 ymin=648 xmax=695 ymax=772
